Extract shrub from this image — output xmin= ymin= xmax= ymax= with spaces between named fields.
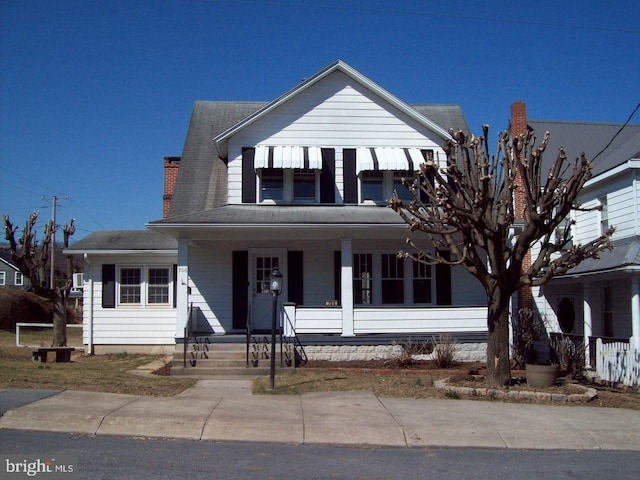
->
xmin=432 ymin=334 xmax=458 ymax=368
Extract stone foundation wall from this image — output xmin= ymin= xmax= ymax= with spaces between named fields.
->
xmin=304 ymin=342 xmax=487 ymax=362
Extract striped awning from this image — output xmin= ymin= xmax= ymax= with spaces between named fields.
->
xmin=254 ymin=146 xmax=322 ymax=169
xmin=356 ymin=147 xmax=425 ymax=173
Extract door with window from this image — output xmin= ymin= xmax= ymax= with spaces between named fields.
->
xmin=250 ymin=249 xmax=286 ymax=331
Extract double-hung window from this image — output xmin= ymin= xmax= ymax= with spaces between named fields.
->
xmin=260 ymin=168 xmax=285 ymax=201
xmin=356 ymin=148 xmax=433 ymax=204
xmin=117 ymin=266 xmax=171 ymax=306
xmin=148 ymin=267 xmax=170 ymax=304
xmin=0 ymin=272 xmax=5 ymax=285
xmin=119 ymin=267 xmax=142 ymax=305
xmin=381 ymin=253 xmax=404 ymax=304
xmin=15 ymin=272 xmax=24 ymax=286
xmin=353 ymin=253 xmax=373 ymax=305
xmin=412 ymin=261 xmax=432 ymax=304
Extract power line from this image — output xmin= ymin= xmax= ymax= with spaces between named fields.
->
xmin=592 ymin=102 xmax=640 ymax=162
xmin=201 ymin=0 xmax=640 ymax=35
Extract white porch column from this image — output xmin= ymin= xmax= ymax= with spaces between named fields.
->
xmin=631 ymin=276 xmax=640 ymax=349
xmin=175 ymin=238 xmax=190 ymax=338
xmin=341 ymin=238 xmax=355 ymax=337
xmin=583 ymin=281 xmax=593 ymax=368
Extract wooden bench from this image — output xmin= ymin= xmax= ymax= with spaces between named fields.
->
xmin=30 ymin=347 xmax=76 ymax=363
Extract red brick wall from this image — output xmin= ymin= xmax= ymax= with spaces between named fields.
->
xmin=510 ymin=101 xmax=533 ymax=311
xmin=163 ymin=157 xmax=180 ymax=218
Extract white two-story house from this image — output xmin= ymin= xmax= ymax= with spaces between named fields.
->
xmin=68 ymin=60 xmax=488 ymax=356
xmin=520 ymin=108 xmax=640 ymax=365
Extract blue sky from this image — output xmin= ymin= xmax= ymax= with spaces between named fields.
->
xmin=1 ymin=0 xmax=639 ymax=241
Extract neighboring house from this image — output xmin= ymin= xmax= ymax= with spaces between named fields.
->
xmin=511 ymin=102 xmax=640 ymax=365
xmin=0 ymin=251 xmax=30 ymax=291
xmin=67 ymin=60 xmax=488 ymax=356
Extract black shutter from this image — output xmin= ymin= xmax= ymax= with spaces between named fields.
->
xmin=102 ymin=264 xmax=116 ymax=309
xmin=343 ymin=148 xmax=357 ymax=204
xmin=320 ymin=148 xmax=335 ymax=203
xmin=334 ymin=251 xmax=341 ymax=303
xmin=172 ymin=264 xmax=177 ymax=308
xmin=436 ymin=251 xmax=452 ymax=305
xmin=287 ymin=251 xmax=304 ymax=305
xmin=232 ymin=251 xmax=249 ymax=329
xmin=242 ymin=147 xmax=256 ymax=204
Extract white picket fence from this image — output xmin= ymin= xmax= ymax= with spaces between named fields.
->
xmin=595 ymin=338 xmax=640 ymax=388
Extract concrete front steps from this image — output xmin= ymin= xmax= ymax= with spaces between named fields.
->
xmin=170 ymin=340 xmax=296 ymax=376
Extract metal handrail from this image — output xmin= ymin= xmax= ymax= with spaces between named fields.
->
xmin=183 ymin=303 xmax=193 ymax=368
xmin=245 ymin=304 xmax=252 ymax=367
xmin=281 ymin=306 xmax=308 ymax=366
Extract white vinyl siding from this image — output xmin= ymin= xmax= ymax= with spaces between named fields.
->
xmin=83 ymin=255 xmax=176 ymax=347
xmin=227 ymin=71 xmax=444 ymax=204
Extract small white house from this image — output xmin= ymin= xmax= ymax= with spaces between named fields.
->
xmin=68 ymin=60 xmax=488 ymax=358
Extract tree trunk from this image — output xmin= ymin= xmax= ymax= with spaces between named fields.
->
xmin=485 ymin=286 xmax=512 ymax=387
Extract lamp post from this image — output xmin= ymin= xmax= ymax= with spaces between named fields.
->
xmin=269 ymin=267 xmax=283 ymax=390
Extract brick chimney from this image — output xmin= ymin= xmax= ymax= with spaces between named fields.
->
xmin=510 ymin=101 xmax=533 ymax=312
xmin=163 ymin=156 xmax=180 ymax=218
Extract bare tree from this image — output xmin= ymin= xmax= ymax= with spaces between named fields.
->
xmin=3 ymin=212 xmax=75 ymax=346
xmin=389 ymin=126 xmax=614 ymax=386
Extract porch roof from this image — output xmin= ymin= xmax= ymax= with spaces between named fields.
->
xmin=150 ymin=204 xmax=405 ymax=226
xmin=65 ymin=230 xmax=177 ymax=254
xmin=147 ymin=205 xmax=414 ymax=240
xmin=554 ymin=235 xmax=640 ymax=278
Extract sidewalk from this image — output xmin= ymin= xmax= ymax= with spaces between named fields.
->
xmin=1 ymin=379 xmax=639 ymax=450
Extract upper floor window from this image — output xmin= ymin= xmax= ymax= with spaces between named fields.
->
xmin=356 ymin=147 xmax=433 ymax=204
xmin=15 ymin=272 xmax=24 ymax=286
xmin=260 ymin=168 xmax=284 ymax=201
xmin=599 ymin=196 xmax=609 ymax=234
xmin=0 ymin=271 xmax=5 ymax=285
xmin=258 ymin=168 xmax=320 ymax=203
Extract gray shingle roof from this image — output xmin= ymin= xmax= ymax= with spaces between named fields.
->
xmin=65 ymin=230 xmax=177 ymax=253
xmin=558 ymin=235 xmax=640 ymax=276
xmin=169 ymin=101 xmax=267 ymax=218
xmin=151 ymin=204 xmax=404 ymax=226
xmin=527 ymin=121 xmax=640 ymax=177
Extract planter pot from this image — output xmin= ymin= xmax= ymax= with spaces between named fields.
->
xmin=525 ymin=364 xmax=558 ymax=388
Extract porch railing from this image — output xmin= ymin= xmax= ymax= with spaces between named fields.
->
xmin=595 ymin=338 xmax=639 ymax=388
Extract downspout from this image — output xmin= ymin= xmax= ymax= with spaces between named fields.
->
xmin=84 ymin=254 xmax=94 ymax=355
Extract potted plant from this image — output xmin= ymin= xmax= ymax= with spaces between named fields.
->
xmin=511 ymin=308 xmax=558 ymax=387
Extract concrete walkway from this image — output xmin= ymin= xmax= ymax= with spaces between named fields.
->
xmin=1 ymin=379 xmax=639 ymax=450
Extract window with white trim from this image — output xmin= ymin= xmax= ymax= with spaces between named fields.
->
xmin=148 ymin=267 xmax=170 ymax=304
xmin=0 ymin=272 xmax=5 ymax=285
xmin=599 ymin=196 xmax=609 ymax=234
xmin=381 ymin=253 xmax=404 ymax=304
xmin=412 ymin=261 xmax=432 ymax=304
xmin=258 ymin=168 xmax=320 ymax=203
xmin=356 ymin=148 xmax=433 ymax=205
xmin=352 ymin=252 xmax=437 ymax=306
xmin=116 ymin=265 xmax=172 ymax=307
xmin=353 ymin=253 xmax=373 ymax=305
xmin=15 ymin=272 xmax=24 ymax=286
xmin=119 ymin=267 xmax=142 ymax=305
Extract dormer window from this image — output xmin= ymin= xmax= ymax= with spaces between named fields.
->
xmin=354 ymin=147 xmax=431 ymax=205
xmin=260 ymin=168 xmax=284 ymax=201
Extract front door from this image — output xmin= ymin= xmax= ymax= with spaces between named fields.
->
xmin=250 ymin=249 xmax=286 ymax=332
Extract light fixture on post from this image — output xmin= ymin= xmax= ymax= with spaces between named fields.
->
xmin=269 ymin=267 xmax=283 ymax=390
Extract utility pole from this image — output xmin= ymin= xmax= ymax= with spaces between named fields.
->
xmin=43 ymin=195 xmax=70 ymax=288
